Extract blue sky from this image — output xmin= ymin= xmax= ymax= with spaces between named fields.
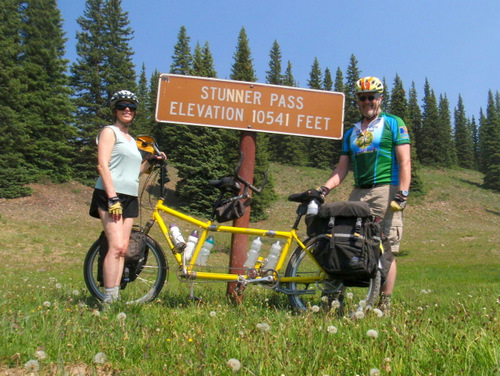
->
xmin=58 ymin=0 xmax=499 ymax=120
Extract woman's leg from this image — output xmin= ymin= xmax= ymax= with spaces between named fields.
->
xmin=98 ymin=208 xmax=134 ymax=300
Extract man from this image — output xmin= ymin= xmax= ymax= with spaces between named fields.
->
xmin=318 ymin=76 xmax=411 ymax=313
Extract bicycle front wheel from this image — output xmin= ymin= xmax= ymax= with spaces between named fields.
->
xmin=83 ymin=235 xmax=168 ymax=304
xmin=285 ymin=235 xmax=381 ymax=315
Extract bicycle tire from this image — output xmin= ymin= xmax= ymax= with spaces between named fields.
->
xmin=284 ymin=235 xmax=381 ymax=315
xmin=83 ymin=235 xmax=168 ymax=304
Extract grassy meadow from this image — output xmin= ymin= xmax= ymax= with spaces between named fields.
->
xmin=0 ymin=164 xmax=498 ymax=375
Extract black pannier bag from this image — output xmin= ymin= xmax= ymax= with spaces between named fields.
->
xmin=215 ymin=198 xmax=252 ymax=223
xmin=307 ymin=201 xmax=383 ymax=286
xmin=97 ymin=226 xmax=148 ymax=288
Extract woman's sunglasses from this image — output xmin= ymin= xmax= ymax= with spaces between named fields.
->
xmin=115 ymin=102 xmax=137 ymax=111
xmin=358 ymin=94 xmax=380 ymax=102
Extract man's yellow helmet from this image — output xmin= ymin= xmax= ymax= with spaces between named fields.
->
xmin=355 ymin=76 xmax=384 ymax=94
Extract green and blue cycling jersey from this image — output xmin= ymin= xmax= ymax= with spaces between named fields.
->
xmin=341 ymin=112 xmax=410 ymax=187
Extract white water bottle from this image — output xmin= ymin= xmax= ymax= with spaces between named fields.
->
xmin=169 ymin=223 xmax=186 ymax=251
xmin=264 ymin=241 xmax=282 ymax=270
xmin=184 ymin=230 xmax=199 ymax=261
xmin=244 ymin=237 xmax=263 ymax=268
xmin=196 ymin=236 xmax=214 ymax=266
xmin=307 ymin=199 xmax=319 ymax=215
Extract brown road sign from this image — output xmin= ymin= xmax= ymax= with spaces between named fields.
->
xmin=156 ymin=74 xmax=345 ymax=139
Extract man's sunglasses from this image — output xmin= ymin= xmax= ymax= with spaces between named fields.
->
xmin=358 ymin=94 xmax=380 ymax=102
xmin=115 ymin=102 xmax=137 ymax=111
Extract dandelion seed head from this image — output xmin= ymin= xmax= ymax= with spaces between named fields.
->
xmin=369 ymin=368 xmax=381 ymax=376
xmin=93 ymin=352 xmax=107 ymax=364
xmin=327 ymin=325 xmax=338 ymax=334
xmin=372 ymin=308 xmax=383 ymax=317
xmin=367 ymin=329 xmax=378 ymax=339
xmin=72 ymin=290 xmax=80 ymax=296
xmin=354 ymin=311 xmax=365 ymax=319
xmin=330 ymin=300 xmax=341 ymax=309
xmin=321 ymin=295 xmax=329 ymax=302
xmin=311 ymin=305 xmax=320 ymax=313
xmin=209 ymin=311 xmax=217 ymax=317
xmin=35 ymin=350 xmax=47 ymax=360
xmin=256 ymin=323 xmax=270 ymax=332
xmin=359 ymin=300 xmax=367 ymax=308
xmin=346 ymin=292 xmax=353 ymax=300
xmin=43 ymin=301 xmax=51 ymax=308
xmin=55 ymin=283 xmax=62 ymax=289
xmin=92 ymin=309 xmax=100 ymax=316
xmin=117 ymin=312 xmax=127 ymax=321
xmin=24 ymin=360 xmax=40 ymax=372
xmin=227 ymin=358 xmax=241 ymax=372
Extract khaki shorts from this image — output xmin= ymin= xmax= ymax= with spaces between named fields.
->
xmin=349 ymin=185 xmax=403 ymax=253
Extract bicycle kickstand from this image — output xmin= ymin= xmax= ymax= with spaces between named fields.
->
xmin=188 ymin=281 xmax=203 ymax=303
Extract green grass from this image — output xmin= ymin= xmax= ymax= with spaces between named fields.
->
xmin=0 ymin=165 xmax=499 ymax=375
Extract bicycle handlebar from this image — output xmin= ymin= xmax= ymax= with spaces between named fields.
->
xmin=234 ymin=152 xmax=268 ymax=195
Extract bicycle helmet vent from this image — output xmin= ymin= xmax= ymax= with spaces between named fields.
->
xmin=110 ymin=90 xmax=139 ymax=109
xmin=355 ymin=77 xmax=384 ymax=94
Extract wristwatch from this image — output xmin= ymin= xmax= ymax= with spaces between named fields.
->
xmin=398 ymin=190 xmax=409 ymax=197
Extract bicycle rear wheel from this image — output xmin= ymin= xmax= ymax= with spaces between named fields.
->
xmin=83 ymin=235 xmax=168 ymax=304
xmin=285 ymin=235 xmax=381 ymax=315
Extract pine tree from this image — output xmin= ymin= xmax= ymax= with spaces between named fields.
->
xmin=132 ymin=63 xmax=151 ymax=136
xmin=334 ymin=67 xmax=344 ymax=93
xmin=323 ymin=67 xmax=333 ymax=91
xmin=419 ymin=79 xmax=441 ymax=166
xmin=454 ymin=95 xmax=475 ymax=169
xmin=389 ymin=75 xmax=424 ymax=195
xmin=438 ymin=95 xmax=457 ymax=167
xmin=470 ymin=116 xmax=480 ymax=169
xmin=480 ymin=91 xmax=500 ymax=190
xmin=344 ymin=54 xmax=361 ymax=129
xmin=282 ymin=61 xmax=296 ymax=87
xmin=170 ymin=26 xmax=192 ymax=75
xmin=0 ymin=0 xmax=32 ymax=197
xmin=19 ymin=0 xmax=76 ymax=183
xmin=266 ymin=40 xmax=283 ymax=85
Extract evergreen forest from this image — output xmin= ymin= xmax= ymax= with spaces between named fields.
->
xmin=1 ymin=0 xmax=499 ymax=219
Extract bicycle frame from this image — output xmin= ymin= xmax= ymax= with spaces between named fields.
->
xmin=150 ymin=197 xmax=327 ymax=289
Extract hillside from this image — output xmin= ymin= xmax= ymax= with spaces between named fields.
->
xmin=0 ymin=165 xmax=498 ymax=271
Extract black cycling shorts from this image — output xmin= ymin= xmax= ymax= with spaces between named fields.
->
xmin=89 ymin=189 xmax=139 ymax=219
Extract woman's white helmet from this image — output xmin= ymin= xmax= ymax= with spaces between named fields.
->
xmin=110 ymin=90 xmax=139 ymax=109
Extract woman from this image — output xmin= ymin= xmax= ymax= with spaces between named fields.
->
xmin=89 ymin=90 xmax=164 ymax=304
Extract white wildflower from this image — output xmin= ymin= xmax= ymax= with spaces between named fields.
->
xmin=92 ymin=309 xmax=100 ymax=316
xmin=93 ymin=352 xmax=107 ymax=364
xmin=372 ymin=308 xmax=384 ymax=317
xmin=24 ymin=360 xmax=40 ymax=372
xmin=209 ymin=311 xmax=217 ymax=317
xmin=256 ymin=323 xmax=270 ymax=332
xmin=321 ymin=295 xmax=329 ymax=302
xmin=367 ymin=329 xmax=379 ymax=339
xmin=43 ymin=301 xmax=51 ymax=308
xmin=359 ymin=300 xmax=367 ymax=308
xmin=72 ymin=289 xmax=80 ymax=296
xmin=311 ymin=305 xmax=320 ymax=313
xmin=327 ymin=325 xmax=338 ymax=334
xmin=117 ymin=312 xmax=127 ymax=321
xmin=354 ymin=311 xmax=365 ymax=319
xmin=55 ymin=283 xmax=62 ymax=289
xmin=370 ymin=368 xmax=381 ymax=376
xmin=35 ymin=350 xmax=47 ymax=360
xmin=346 ymin=292 xmax=353 ymax=300
xmin=227 ymin=358 xmax=241 ymax=372
xmin=331 ymin=300 xmax=341 ymax=309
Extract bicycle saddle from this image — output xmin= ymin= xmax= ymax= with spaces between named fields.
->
xmin=209 ymin=177 xmax=241 ymax=194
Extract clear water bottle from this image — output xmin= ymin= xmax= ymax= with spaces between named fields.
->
xmin=169 ymin=223 xmax=186 ymax=251
xmin=307 ymin=199 xmax=319 ymax=215
xmin=244 ymin=237 xmax=263 ymax=268
xmin=196 ymin=236 xmax=214 ymax=266
xmin=264 ymin=241 xmax=282 ymax=270
xmin=184 ymin=230 xmax=199 ymax=261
